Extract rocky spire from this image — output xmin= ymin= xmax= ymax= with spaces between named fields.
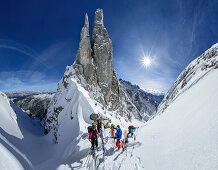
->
xmin=91 ymin=8 xmax=114 ymax=103
xmin=84 ymin=13 xmax=89 ymax=27
xmin=75 ymin=13 xmax=94 ymax=83
xmin=75 ymin=13 xmax=92 ymax=66
xmin=92 ymin=9 xmax=104 ymax=29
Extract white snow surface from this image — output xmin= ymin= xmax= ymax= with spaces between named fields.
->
xmin=134 ymin=69 xmax=218 ymax=170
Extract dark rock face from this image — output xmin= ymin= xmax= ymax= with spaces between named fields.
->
xmin=91 ymin=9 xmax=114 ymax=99
xmin=15 ymin=94 xmax=54 ymax=118
xmin=4 ymin=91 xmax=55 ymax=118
xmin=119 ymin=79 xmax=164 ymax=119
xmin=90 ymin=113 xmax=100 ymax=121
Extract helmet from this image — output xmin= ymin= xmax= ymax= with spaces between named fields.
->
xmin=117 ymin=125 xmax=120 ymax=128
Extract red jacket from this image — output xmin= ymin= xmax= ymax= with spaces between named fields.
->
xmin=89 ymin=129 xmax=100 ymax=140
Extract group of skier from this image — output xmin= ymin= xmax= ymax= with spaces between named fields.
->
xmin=88 ymin=118 xmax=137 ymax=151
xmin=88 ymin=119 xmax=105 ymax=150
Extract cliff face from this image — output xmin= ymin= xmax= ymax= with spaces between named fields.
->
xmin=74 ymin=9 xmax=125 ymax=111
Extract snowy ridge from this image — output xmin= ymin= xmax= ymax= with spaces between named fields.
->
xmin=143 ymin=88 xmax=165 ymax=96
xmin=155 ymin=43 xmax=218 ymax=116
xmin=45 ymin=66 xmax=132 ymax=143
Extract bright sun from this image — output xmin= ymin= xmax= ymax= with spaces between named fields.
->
xmin=142 ymin=56 xmax=152 ymax=67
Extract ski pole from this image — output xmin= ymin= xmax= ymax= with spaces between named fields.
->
xmin=84 ymin=151 xmax=91 ymax=167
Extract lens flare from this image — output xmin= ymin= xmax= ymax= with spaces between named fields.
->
xmin=142 ymin=56 xmax=152 ymax=67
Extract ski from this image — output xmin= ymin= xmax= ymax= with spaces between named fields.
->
xmin=122 ymin=130 xmax=127 ymax=152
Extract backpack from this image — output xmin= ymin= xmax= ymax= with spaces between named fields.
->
xmin=98 ymin=122 xmax=101 ymax=128
xmin=88 ymin=126 xmax=93 ymax=133
xmin=91 ymin=129 xmax=98 ymax=139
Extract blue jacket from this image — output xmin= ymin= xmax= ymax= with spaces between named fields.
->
xmin=116 ymin=128 xmax=122 ymax=139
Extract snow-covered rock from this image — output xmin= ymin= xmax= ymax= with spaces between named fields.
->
xmin=4 ymin=90 xmax=55 ymax=100
xmin=14 ymin=93 xmax=54 ymax=117
xmin=119 ymin=79 xmax=164 ymax=119
xmin=154 ymin=43 xmax=218 ymax=116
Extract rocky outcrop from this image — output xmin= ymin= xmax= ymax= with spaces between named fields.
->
xmin=75 ymin=13 xmax=94 ymax=84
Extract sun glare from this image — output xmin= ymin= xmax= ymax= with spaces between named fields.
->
xmin=142 ymin=56 xmax=152 ymax=67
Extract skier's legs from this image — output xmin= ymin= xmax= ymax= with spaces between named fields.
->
xmin=91 ymin=139 xmax=95 ymax=150
xmin=127 ymin=131 xmax=131 ymax=138
xmin=95 ymin=138 xmax=98 ymax=148
xmin=111 ymin=128 xmax=114 ymax=137
xmin=116 ymin=139 xmax=121 ymax=149
xmin=97 ymin=127 xmax=101 ymax=134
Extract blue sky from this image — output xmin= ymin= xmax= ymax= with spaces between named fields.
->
xmin=0 ymin=0 xmax=217 ymax=92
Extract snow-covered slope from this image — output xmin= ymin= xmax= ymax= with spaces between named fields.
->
xmin=0 ymin=91 xmax=81 ymax=170
xmin=132 ymin=69 xmax=218 ymax=170
xmin=155 ymin=43 xmax=218 ymax=115
xmin=125 ymin=43 xmax=218 ymax=170
xmin=0 ymin=90 xmax=95 ymax=170
xmin=119 ymin=79 xmax=164 ymax=119
xmin=0 ymin=91 xmax=43 ymax=169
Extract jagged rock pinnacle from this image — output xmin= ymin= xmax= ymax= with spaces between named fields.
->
xmin=75 ymin=13 xmax=91 ymax=65
xmin=75 ymin=13 xmax=94 ymax=83
xmin=84 ymin=13 xmax=89 ymax=28
xmin=91 ymin=9 xmax=113 ymax=103
xmin=93 ymin=8 xmax=104 ymax=26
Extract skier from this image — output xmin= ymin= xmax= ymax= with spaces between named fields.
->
xmin=89 ymin=124 xmax=100 ymax=150
xmin=115 ymin=125 xmax=122 ymax=150
xmin=110 ymin=124 xmax=116 ymax=138
xmin=94 ymin=119 xmax=105 ymax=134
xmin=127 ymin=125 xmax=136 ymax=138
